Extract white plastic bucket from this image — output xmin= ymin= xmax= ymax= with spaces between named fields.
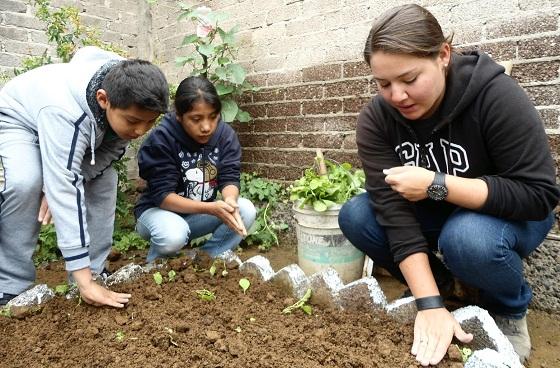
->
xmin=293 ymin=203 xmax=365 ymax=284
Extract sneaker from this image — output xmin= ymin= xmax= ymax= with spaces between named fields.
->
xmin=0 ymin=293 xmax=17 ymax=306
xmin=494 ymin=314 xmax=531 ymax=363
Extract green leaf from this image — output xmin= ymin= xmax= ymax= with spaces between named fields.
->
xmin=313 ymin=200 xmax=328 ymax=212
xmin=235 ymin=110 xmax=251 ymax=123
xmin=215 ymin=83 xmax=234 ymax=96
xmin=219 ymin=28 xmax=235 ymax=44
xmin=54 ymin=284 xmax=69 ymax=295
xmin=301 ymin=305 xmax=313 ymax=315
xmin=227 ymin=63 xmax=246 ymax=85
xmin=209 ymin=263 xmax=217 ymax=276
xmin=239 ymin=278 xmax=251 ymax=293
xmin=197 ymin=43 xmax=215 ymax=56
xmin=181 ymin=34 xmax=199 ymax=45
xmin=217 ymin=56 xmax=230 ymax=65
xmin=220 ymin=98 xmax=239 ymax=123
xmin=168 ymin=270 xmax=176 ymax=282
xmin=153 ymin=272 xmax=163 ymax=285
xmin=215 ymin=66 xmax=228 ymax=81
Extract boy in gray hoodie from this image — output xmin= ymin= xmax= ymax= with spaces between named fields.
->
xmin=0 ymin=46 xmax=169 ymax=308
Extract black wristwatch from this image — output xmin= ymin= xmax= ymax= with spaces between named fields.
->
xmin=427 ymin=172 xmax=448 ymax=201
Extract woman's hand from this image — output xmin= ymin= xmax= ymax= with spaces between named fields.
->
xmin=72 ymin=268 xmax=131 ymax=308
xmin=412 ymin=308 xmax=473 ymax=366
xmin=38 ymin=193 xmax=53 ymax=225
xmin=383 ymin=166 xmax=434 ymax=201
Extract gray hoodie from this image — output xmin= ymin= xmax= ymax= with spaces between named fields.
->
xmin=0 ymin=46 xmax=127 ymax=271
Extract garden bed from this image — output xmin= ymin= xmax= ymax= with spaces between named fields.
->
xmin=0 ymin=254 xmax=466 ymax=368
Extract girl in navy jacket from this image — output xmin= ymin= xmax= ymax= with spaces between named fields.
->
xmin=135 ymin=76 xmax=256 ymax=261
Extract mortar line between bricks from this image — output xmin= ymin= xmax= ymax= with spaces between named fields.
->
xmin=512 ymin=56 xmax=560 ymax=63
xmin=521 ymin=80 xmax=560 ymax=87
xmin=457 ymin=30 xmax=560 ymax=47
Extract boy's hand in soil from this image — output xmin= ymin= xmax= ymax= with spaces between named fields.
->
xmin=72 ymin=268 xmax=131 ymax=308
xmin=412 ymin=308 xmax=473 ymax=366
xmin=38 ymin=193 xmax=53 ymax=225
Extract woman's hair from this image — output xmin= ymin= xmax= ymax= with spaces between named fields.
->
xmin=174 ymin=76 xmax=222 ymax=116
xmin=363 ymin=4 xmax=453 ymax=65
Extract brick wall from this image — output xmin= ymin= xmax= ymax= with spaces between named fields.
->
xmin=0 ymin=0 xmax=149 ymax=81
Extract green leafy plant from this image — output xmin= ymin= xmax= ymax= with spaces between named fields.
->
xmin=168 ymin=270 xmax=177 ymax=282
xmin=240 ymin=172 xmax=288 ymax=251
xmin=282 ymin=288 xmax=313 ymax=315
xmin=115 ymin=331 xmax=125 ymax=342
xmin=0 ymin=306 xmax=11 ymax=318
xmin=456 ymin=345 xmax=473 ymax=363
xmin=239 ymin=278 xmax=250 ymax=293
xmin=175 ymin=4 xmax=258 ymax=123
xmin=54 ymin=283 xmax=70 ymax=295
xmin=194 ymin=289 xmax=216 ymax=301
xmin=153 ymin=272 xmax=164 ymax=285
xmin=290 ymin=154 xmax=365 ymax=212
xmin=34 ymin=224 xmax=59 ymax=265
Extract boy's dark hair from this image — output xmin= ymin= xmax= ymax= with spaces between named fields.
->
xmin=174 ymin=76 xmax=221 ymax=116
xmin=102 ymin=59 xmax=169 ymax=113
xmin=363 ymin=4 xmax=453 ymax=65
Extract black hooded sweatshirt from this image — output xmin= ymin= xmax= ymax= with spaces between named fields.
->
xmin=135 ymin=112 xmax=241 ymax=219
xmin=356 ymin=51 xmax=559 ymax=264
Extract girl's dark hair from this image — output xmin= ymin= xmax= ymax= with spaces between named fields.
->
xmin=102 ymin=59 xmax=169 ymax=113
xmin=363 ymin=4 xmax=453 ymax=65
xmin=174 ymin=76 xmax=221 ymax=116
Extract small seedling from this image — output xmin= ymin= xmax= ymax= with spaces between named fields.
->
xmin=457 ymin=345 xmax=473 ymax=363
xmin=221 ymin=260 xmax=228 ymax=277
xmin=0 ymin=306 xmax=11 ymax=318
xmin=153 ymin=272 xmax=163 ymax=285
xmin=234 ymin=326 xmax=242 ymax=333
xmin=115 ymin=331 xmax=125 ymax=342
xmin=209 ymin=262 xmax=217 ymax=277
xmin=54 ymin=283 xmax=70 ymax=295
xmin=168 ymin=270 xmax=177 ymax=282
xmin=194 ymin=289 xmax=216 ymax=301
xmin=239 ymin=278 xmax=250 ymax=293
xmin=282 ymin=288 xmax=313 ymax=315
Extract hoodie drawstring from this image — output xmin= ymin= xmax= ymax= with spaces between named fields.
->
xmin=90 ymin=120 xmax=96 ymax=165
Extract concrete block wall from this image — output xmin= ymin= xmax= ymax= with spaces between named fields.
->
xmin=0 ymin=0 xmax=151 ymax=81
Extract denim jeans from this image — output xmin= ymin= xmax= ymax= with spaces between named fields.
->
xmin=338 ymin=192 xmax=554 ymax=318
xmin=136 ymin=197 xmax=256 ymax=262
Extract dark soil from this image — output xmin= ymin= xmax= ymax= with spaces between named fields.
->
xmin=0 ymin=252 xmax=466 ymax=368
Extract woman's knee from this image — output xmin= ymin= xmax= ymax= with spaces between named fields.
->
xmin=238 ymin=197 xmax=256 ymax=227
xmin=338 ymin=192 xmax=373 ymax=235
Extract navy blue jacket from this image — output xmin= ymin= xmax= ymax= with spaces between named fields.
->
xmin=135 ymin=113 xmax=241 ymax=218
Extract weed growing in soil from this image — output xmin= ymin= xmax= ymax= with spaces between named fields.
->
xmin=115 ymin=331 xmax=125 ymax=342
xmin=0 ymin=306 xmax=11 ymax=318
xmin=194 ymin=289 xmax=216 ymax=301
xmin=282 ymin=288 xmax=313 ymax=315
xmin=54 ymin=284 xmax=70 ymax=295
xmin=168 ymin=270 xmax=177 ymax=282
xmin=153 ymin=272 xmax=164 ymax=286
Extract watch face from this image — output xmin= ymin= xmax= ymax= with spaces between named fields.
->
xmin=427 ymin=184 xmax=448 ymax=201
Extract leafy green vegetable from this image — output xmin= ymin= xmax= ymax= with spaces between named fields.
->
xmin=289 ymin=158 xmax=365 ymax=211
xmin=282 ymin=288 xmax=313 ymax=315
xmin=153 ymin=272 xmax=163 ymax=285
xmin=239 ymin=278 xmax=251 ymax=293
xmin=194 ymin=289 xmax=216 ymax=301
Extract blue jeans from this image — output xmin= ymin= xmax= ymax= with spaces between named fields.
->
xmin=338 ymin=192 xmax=554 ymax=318
xmin=136 ymin=197 xmax=256 ymax=262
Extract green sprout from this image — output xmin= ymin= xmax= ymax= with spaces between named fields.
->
xmin=194 ymin=289 xmax=216 ymax=301
xmin=115 ymin=331 xmax=125 ymax=342
xmin=282 ymin=288 xmax=313 ymax=315
xmin=153 ymin=272 xmax=163 ymax=285
xmin=0 ymin=306 xmax=11 ymax=318
xmin=54 ymin=284 xmax=70 ymax=295
xmin=168 ymin=270 xmax=177 ymax=282
xmin=458 ymin=345 xmax=473 ymax=363
xmin=239 ymin=278 xmax=250 ymax=293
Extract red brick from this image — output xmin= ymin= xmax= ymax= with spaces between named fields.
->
xmin=285 ymin=84 xmax=323 ymax=100
xmin=267 ymin=133 xmax=302 ymax=148
xmin=244 ymin=149 xmax=287 ymax=165
xmin=238 ymin=92 xmax=253 ymax=104
xmin=238 ymin=133 xmax=268 ymax=148
xmin=284 ymin=150 xmax=319 ymax=167
xmin=324 ymin=116 xmax=358 ymax=131
xmin=479 ymin=41 xmax=518 ymax=61
xmin=519 ymin=36 xmax=560 ymax=59
xmin=242 ymin=104 xmax=267 ymax=119
xmin=512 ymin=61 xmax=560 ymax=84
xmin=302 ymin=99 xmax=343 ymax=115
xmin=324 ymin=79 xmax=370 ymax=98
xmin=246 ymin=74 xmax=267 ymax=87
xmin=253 ymin=88 xmax=286 ymax=103
xmin=231 ymin=121 xmax=253 ymax=133
xmin=343 ymin=60 xmax=370 ymax=78
xmin=286 ymin=117 xmax=325 ymax=132
xmin=342 ymin=134 xmax=357 ymax=149
xmin=343 ymin=96 xmax=371 ymax=113
xmin=486 ymin=14 xmax=557 ymax=39
xmin=323 ymin=150 xmax=361 ymax=168
xmin=539 ymin=109 xmax=559 ymax=130
xmin=523 ymin=85 xmax=560 ymax=106
xmin=267 ymin=102 xmax=301 ymax=117
xmin=264 ymin=165 xmax=302 ymax=181
xmin=302 ymin=133 xmax=345 ymax=149
xmin=252 ymin=118 xmax=287 ymax=133
xmin=302 ymin=63 xmax=342 ymax=82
